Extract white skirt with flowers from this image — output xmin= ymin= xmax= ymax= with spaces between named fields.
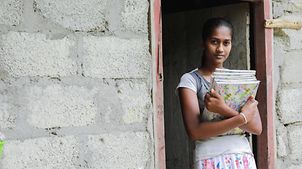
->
xmin=194 ymin=153 xmax=257 ymax=169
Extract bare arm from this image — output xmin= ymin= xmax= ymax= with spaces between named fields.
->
xmin=239 ymin=104 xmax=262 ymax=135
xmin=178 ymin=88 xmax=247 ymax=140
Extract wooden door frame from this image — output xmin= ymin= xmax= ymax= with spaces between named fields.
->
xmin=151 ymin=0 xmax=275 ymax=169
xmin=151 ymin=0 xmax=165 ymax=169
xmin=252 ymin=0 xmax=275 ymax=169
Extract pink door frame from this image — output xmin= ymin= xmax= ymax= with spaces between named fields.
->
xmin=151 ymin=0 xmax=166 ymax=169
xmin=252 ymin=0 xmax=275 ymax=169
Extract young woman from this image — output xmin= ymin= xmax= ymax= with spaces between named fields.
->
xmin=177 ymin=17 xmax=262 ymax=169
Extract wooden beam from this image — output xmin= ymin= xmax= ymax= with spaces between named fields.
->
xmin=265 ymin=19 xmax=302 ymax=30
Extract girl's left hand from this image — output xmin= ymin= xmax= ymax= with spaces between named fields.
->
xmin=204 ymin=89 xmax=230 ymax=116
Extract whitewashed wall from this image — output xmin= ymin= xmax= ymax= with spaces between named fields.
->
xmin=273 ymin=0 xmax=302 ymax=168
xmin=0 ymin=0 xmax=154 ymax=168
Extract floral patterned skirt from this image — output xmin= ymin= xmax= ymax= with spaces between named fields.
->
xmin=194 ymin=153 xmax=257 ymax=169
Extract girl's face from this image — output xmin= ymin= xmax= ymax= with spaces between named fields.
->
xmin=204 ymin=26 xmax=232 ymax=67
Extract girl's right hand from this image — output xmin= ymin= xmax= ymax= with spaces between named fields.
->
xmin=204 ymin=89 xmax=230 ymax=116
xmin=240 ymin=96 xmax=258 ymax=123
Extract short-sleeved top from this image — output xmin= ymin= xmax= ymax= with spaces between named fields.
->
xmin=177 ymin=69 xmax=253 ymax=162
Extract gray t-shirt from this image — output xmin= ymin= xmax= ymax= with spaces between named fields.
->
xmin=177 ymin=69 xmax=224 ymax=122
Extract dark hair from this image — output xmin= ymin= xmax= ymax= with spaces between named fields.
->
xmin=201 ymin=17 xmax=233 ymax=67
xmin=202 ymin=17 xmax=234 ymax=42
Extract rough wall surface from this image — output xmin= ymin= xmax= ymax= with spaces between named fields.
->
xmin=0 ymin=0 xmax=154 ymax=168
xmin=273 ymin=0 xmax=302 ymax=168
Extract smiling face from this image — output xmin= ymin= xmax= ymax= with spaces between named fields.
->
xmin=203 ymin=25 xmax=232 ymax=68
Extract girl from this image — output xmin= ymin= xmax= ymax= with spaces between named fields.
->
xmin=177 ymin=17 xmax=262 ymax=169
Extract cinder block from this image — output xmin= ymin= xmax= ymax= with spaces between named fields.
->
xmin=86 ymin=132 xmax=150 ymax=169
xmin=0 ymin=95 xmax=16 ymax=129
xmin=34 ymin=0 xmax=108 ymax=32
xmin=97 ymin=79 xmax=150 ymax=124
xmin=279 ymin=88 xmax=302 ymax=124
xmin=121 ymin=0 xmax=149 ymax=33
xmin=272 ymin=1 xmax=302 ymax=17
xmin=118 ymin=80 xmax=150 ymax=124
xmin=276 ymin=124 xmax=288 ymax=157
xmin=272 ymin=1 xmax=284 ymax=18
xmin=288 ymin=165 xmax=302 ymax=169
xmin=82 ymin=36 xmax=150 ymax=78
xmin=1 ymin=136 xmax=80 ymax=169
xmin=276 ymin=158 xmax=285 ymax=169
xmin=281 ymin=50 xmax=302 ymax=84
xmin=0 ymin=0 xmax=23 ymax=26
xmin=27 ymin=84 xmax=98 ymax=128
xmin=288 ymin=125 xmax=302 ymax=160
xmin=289 ymin=0 xmax=302 ymax=11
xmin=283 ymin=29 xmax=302 ymax=50
xmin=0 ymin=32 xmax=77 ymax=77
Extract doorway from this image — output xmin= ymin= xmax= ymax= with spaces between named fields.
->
xmin=162 ymin=2 xmax=252 ymax=169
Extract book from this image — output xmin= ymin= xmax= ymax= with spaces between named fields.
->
xmin=203 ymin=68 xmax=260 ymax=135
xmin=211 ymin=69 xmax=260 ymax=111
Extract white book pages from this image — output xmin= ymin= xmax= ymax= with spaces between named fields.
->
xmin=213 ymin=76 xmax=257 ymax=80
xmin=213 ymin=72 xmax=256 ymax=76
xmin=215 ymin=80 xmax=260 ymax=85
xmin=215 ymin=68 xmax=256 ymax=74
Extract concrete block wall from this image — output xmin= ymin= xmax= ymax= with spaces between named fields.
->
xmin=0 ymin=0 xmax=154 ymax=169
xmin=272 ymin=0 xmax=302 ymax=168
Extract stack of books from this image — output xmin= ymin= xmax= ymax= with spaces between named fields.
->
xmin=203 ymin=68 xmax=260 ymax=135
xmin=211 ymin=68 xmax=260 ymax=112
